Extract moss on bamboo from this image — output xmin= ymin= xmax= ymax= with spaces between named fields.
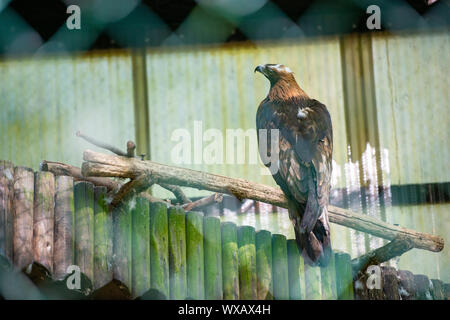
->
xmin=221 ymin=222 xmax=239 ymax=300
xmin=320 ymin=251 xmax=337 ymax=300
xmin=272 ymin=234 xmax=289 ymax=300
xmin=113 ymin=201 xmax=132 ymax=291
xmin=168 ymin=206 xmax=187 ymax=299
xmin=335 ymin=252 xmax=354 ymax=300
xmin=305 ymin=263 xmax=322 ymax=300
xmin=131 ymin=197 xmax=150 ymax=297
xmin=287 ymin=239 xmax=306 ymax=300
xmin=186 ymin=211 xmax=204 ymax=299
xmin=203 ymin=216 xmax=222 ymax=299
xmin=237 ymin=225 xmax=256 ymax=300
xmin=256 ymin=230 xmax=273 ymax=300
xmin=149 ymin=202 xmax=169 ymax=297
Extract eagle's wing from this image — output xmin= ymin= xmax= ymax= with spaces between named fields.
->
xmin=257 ymin=99 xmax=333 ymax=234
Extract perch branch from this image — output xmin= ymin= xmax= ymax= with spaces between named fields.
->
xmin=182 ymin=193 xmax=223 ymax=211
xmin=77 ymin=132 xmax=192 ymax=203
xmin=40 ymin=160 xmax=119 ymax=192
xmin=351 ymin=235 xmax=414 ymax=276
xmin=126 ymin=141 xmax=136 ymax=158
xmin=81 ymin=149 xmax=445 ymax=253
xmin=110 ymin=173 xmax=155 ymax=208
xmin=159 ymin=183 xmax=192 ymax=204
xmin=76 ymin=130 xmax=128 ymax=157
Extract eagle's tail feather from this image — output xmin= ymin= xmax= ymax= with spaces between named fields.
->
xmin=291 ymin=206 xmax=332 ymax=267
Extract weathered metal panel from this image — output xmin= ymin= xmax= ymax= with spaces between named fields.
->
xmin=145 ymin=38 xmax=349 ymax=198
xmin=371 ymin=32 xmax=449 ymax=185
xmin=0 ymin=51 xmax=136 ymax=170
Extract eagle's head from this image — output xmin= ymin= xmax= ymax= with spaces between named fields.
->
xmin=254 ymin=64 xmax=295 ymax=86
xmin=255 ymin=64 xmax=307 ymax=101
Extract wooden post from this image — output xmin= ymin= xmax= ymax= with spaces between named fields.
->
xmin=168 ymin=206 xmax=187 ymax=300
xmin=204 ymin=216 xmax=222 ymax=299
xmin=221 ymin=222 xmax=239 ymax=300
xmin=93 ymin=186 xmax=113 ymax=289
xmin=256 ymin=230 xmax=273 ymax=300
xmin=186 ymin=211 xmax=204 ymax=299
xmin=304 ymin=263 xmax=322 ymax=300
xmin=53 ymin=176 xmax=74 ymax=279
xmin=237 ymin=225 xmax=257 ymax=300
xmin=33 ymin=171 xmax=55 ymax=273
xmin=113 ymin=202 xmax=132 ymax=291
xmin=149 ymin=202 xmax=169 ymax=297
xmin=0 ymin=161 xmax=14 ymax=262
xmin=335 ymin=252 xmax=354 ymax=300
xmin=74 ymin=181 xmax=95 ymax=281
xmin=132 ymin=197 xmax=151 ymax=297
xmin=13 ymin=167 xmax=35 ymax=270
xmin=287 ymin=239 xmax=306 ymax=300
xmin=320 ymin=251 xmax=337 ymax=300
xmin=272 ymin=234 xmax=289 ymax=300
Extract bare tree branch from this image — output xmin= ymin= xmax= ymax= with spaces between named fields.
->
xmin=182 ymin=193 xmax=223 ymax=211
xmin=81 ymin=149 xmax=445 ymax=253
xmin=351 ymin=235 xmax=415 ymax=276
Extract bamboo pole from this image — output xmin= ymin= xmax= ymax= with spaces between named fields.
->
xmin=287 ymin=239 xmax=306 ymax=300
xmin=320 ymin=251 xmax=337 ymax=300
xmin=272 ymin=234 xmax=289 ymax=300
xmin=186 ymin=211 xmax=204 ymax=299
xmin=74 ymin=181 xmax=95 ymax=281
xmin=237 ymin=225 xmax=257 ymax=300
xmin=33 ymin=171 xmax=55 ymax=273
xmin=53 ymin=176 xmax=74 ymax=279
xmin=93 ymin=186 xmax=113 ymax=289
xmin=304 ymin=262 xmax=322 ymax=300
xmin=168 ymin=206 xmax=187 ymax=300
xmin=149 ymin=202 xmax=169 ymax=297
xmin=204 ymin=216 xmax=222 ymax=300
xmin=221 ymin=222 xmax=239 ymax=300
xmin=0 ymin=161 xmax=14 ymax=262
xmin=113 ymin=202 xmax=132 ymax=291
xmin=13 ymin=167 xmax=35 ymax=270
xmin=255 ymin=230 xmax=273 ymax=300
xmin=81 ymin=150 xmax=444 ymax=253
xmin=335 ymin=252 xmax=354 ymax=300
xmin=131 ymin=197 xmax=150 ymax=297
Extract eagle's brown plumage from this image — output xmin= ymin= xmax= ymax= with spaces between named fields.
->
xmin=255 ymin=64 xmax=333 ymax=267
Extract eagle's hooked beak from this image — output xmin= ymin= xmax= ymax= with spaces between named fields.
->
xmin=254 ymin=65 xmax=265 ymax=74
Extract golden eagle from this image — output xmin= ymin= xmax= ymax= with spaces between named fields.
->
xmin=255 ymin=64 xmax=333 ymax=267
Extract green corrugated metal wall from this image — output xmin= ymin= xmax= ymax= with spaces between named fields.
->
xmin=0 ymin=51 xmax=136 ymax=169
xmin=0 ymin=31 xmax=448 ymax=281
